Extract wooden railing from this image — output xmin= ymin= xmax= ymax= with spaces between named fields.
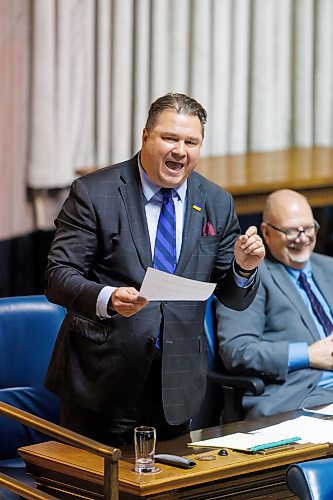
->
xmin=0 ymin=401 xmax=121 ymax=500
xmin=0 ymin=472 xmax=55 ymax=499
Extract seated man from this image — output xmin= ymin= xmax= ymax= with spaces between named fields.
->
xmin=216 ymin=189 xmax=333 ymax=418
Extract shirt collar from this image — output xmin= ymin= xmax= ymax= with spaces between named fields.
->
xmin=286 ymin=260 xmax=312 ymax=280
xmin=138 ymin=155 xmax=187 ymax=203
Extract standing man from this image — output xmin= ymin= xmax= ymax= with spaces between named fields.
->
xmin=45 ymin=93 xmax=265 ymax=445
xmin=217 ymin=189 xmax=333 ymax=419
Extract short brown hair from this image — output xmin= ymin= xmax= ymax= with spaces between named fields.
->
xmin=145 ymin=93 xmax=207 ymax=138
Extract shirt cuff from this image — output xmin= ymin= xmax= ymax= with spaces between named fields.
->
xmin=318 ymin=371 xmax=333 ymax=388
xmin=288 ymin=342 xmax=310 ymax=371
xmin=232 ymin=261 xmax=257 ymax=288
xmin=96 ymin=286 xmax=116 ymax=319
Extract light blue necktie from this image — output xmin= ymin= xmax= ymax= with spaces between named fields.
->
xmin=153 ymin=188 xmax=176 ymax=349
xmin=153 ymin=188 xmax=176 ymax=274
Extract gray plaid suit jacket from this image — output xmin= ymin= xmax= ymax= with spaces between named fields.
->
xmin=45 ymin=154 xmax=258 ymax=425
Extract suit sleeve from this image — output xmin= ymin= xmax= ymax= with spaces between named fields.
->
xmin=215 ymin=282 xmax=290 ymax=381
xmin=45 ymin=178 xmax=105 ymax=316
xmin=211 ymin=191 xmax=259 ymax=311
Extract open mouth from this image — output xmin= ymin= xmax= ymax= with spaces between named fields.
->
xmin=165 ymin=161 xmax=183 ymax=171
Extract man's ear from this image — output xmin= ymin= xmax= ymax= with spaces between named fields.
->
xmin=260 ymin=222 xmax=269 ymax=244
xmin=142 ymin=128 xmax=148 ymax=145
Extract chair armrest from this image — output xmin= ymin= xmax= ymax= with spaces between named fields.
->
xmin=208 ymin=369 xmax=265 ymax=395
xmin=0 ymin=401 xmax=121 ymax=500
xmin=0 ymin=471 xmax=55 ymax=499
xmin=286 ymin=458 xmax=333 ymax=500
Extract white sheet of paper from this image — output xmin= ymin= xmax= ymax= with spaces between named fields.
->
xmin=139 ymin=267 xmax=216 ymax=301
xmin=188 ymin=432 xmax=296 ymax=451
xmin=302 ymin=403 xmax=333 ymax=416
xmin=251 ymin=415 xmax=333 ymax=444
xmin=190 ymin=415 xmax=333 ymax=450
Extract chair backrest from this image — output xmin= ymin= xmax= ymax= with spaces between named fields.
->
xmin=190 ymin=295 xmax=220 ymax=430
xmin=191 ymin=295 xmax=264 ymax=429
xmin=0 ymin=295 xmax=65 ymax=460
xmin=286 ymin=458 xmax=333 ymax=500
xmin=204 ymin=294 xmax=217 ymax=369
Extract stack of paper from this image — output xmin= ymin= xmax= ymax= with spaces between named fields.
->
xmin=251 ymin=416 xmax=333 ymax=444
xmin=188 ymin=432 xmax=301 ymax=453
xmin=302 ymin=403 xmax=333 ymax=416
xmin=189 ymin=416 xmax=333 ymax=452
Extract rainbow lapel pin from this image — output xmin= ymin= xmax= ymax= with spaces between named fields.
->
xmin=192 ymin=203 xmax=202 ymax=212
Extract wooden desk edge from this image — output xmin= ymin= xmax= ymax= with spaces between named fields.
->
xmin=19 ymin=441 xmax=333 ymax=497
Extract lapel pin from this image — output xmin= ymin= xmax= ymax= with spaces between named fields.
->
xmin=192 ymin=203 xmax=202 ymax=212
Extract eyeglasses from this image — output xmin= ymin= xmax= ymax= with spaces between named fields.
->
xmin=265 ymin=220 xmax=320 ymax=241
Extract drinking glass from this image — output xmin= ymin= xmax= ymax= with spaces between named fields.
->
xmin=134 ymin=426 xmax=157 ymax=473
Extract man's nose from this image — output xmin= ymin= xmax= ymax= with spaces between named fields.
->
xmin=296 ymin=230 xmax=309 ymax=242
xmin=172 ymin=141 xmax=186 ymax=156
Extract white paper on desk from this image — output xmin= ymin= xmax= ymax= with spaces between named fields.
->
xmin=139 ymin=267 xmax=216 ymax=301
xmin=302 ymin=403 xmax=333 ymax=416
xmin=188 ymin=432 xmax=293 ymax=451
xmin=251 ymin=416 xmax=333 ymax=444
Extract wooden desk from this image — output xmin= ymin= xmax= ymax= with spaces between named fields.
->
xmin=19 ymin=411 xmax=333 ymax=499
xmin=197 ymin=147 xmax=333 ymax=214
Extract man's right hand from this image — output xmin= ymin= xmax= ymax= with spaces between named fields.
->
xmin=108 ymin=287 xmax=148 ymax=317
xmin=309 ymin=334 xmax=333 ymax=370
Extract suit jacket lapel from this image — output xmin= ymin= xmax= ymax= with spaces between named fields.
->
xmin=311 ymin=257 xmax=333 ymax=314
xmin=118 ymin=157 xmax=152 ymax=270
xmin=176 ymin=175 xmax=205 ymax=276
xmin=267 ymin=259 xmax=320 ymax=342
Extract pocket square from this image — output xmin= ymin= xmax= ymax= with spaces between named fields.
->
xmin=202 ymin=221 xmax=216 ymax=236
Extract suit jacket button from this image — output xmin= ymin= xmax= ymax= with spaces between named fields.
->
xmin=147 ymin=337 xmax=158 ymax=354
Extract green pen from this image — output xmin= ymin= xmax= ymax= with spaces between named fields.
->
xmin=248 ymin=436 xmax=302 ymax=453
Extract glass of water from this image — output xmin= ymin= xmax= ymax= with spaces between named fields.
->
xmin=134 ymin=426 xmax=158 ymax=473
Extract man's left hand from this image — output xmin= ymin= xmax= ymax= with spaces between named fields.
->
xmin=234 ymin=226 xmax=265 ymax=271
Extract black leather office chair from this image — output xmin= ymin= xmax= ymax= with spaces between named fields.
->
xmin=286 ymin=458 xmax=333 ymax=500
xmin=191 ymin=296 xmax=264 ymax=429
xmin=0 ymin=295 xmax=65 ymax=498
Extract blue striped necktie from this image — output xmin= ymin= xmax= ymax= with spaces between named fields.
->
xmin=153 ymin=188 xmax=176 ymax=350
xmin=153 ymin=188 xmax=176 ymax=274
xmin=298 ymin=271 xmax=333 ymax=336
